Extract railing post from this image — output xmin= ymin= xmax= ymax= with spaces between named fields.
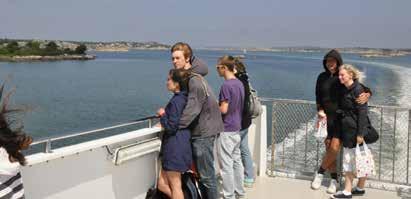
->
xmin=271 ymin=102 xmax=277 ymax=176
xmin=293 ymin=117 xmax=297 ymax=171
xmin=393 ymin=110 xmax=397 ymax=183
xmin=304 ymin=121 xmax=308 ymax=170
xmin=44 ymin=139 xmax=52 ymax=153
xmin=148 ymin=119 xmax=152 ymax=128
xmin=257 ymin=106 xmax=268 ymax=177
xmin=407 ymin=110 xmax=411 ymax=184
xmin=379 ymin=107 xmax=383 ymax=181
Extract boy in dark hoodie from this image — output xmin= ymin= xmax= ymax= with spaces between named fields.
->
xmin=170 ymin=42 xmax=224 ymax=199
xmin=312 ymin=49 xmax=371 ymax=194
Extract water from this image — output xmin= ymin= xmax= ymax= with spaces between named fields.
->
xmin=0 ymin=50 xmax=411 ymax=140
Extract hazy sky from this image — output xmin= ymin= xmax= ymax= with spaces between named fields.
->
xmin=1 ymin=0 xmax=410 ymax=48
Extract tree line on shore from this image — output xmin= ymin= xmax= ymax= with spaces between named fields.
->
xmin=0 ymin=40 xmax=87 ymax=56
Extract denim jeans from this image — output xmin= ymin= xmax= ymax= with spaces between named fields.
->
xmin=192 ymin=136 xmax=218 ymax=199
xmin=217 ymin=132 xmax=245 ymax=199
xmin=240 ymin=129 xmax=255 ymax=180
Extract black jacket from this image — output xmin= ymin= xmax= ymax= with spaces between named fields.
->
xmin=338 ymin=80 xmax=369 ymax=148
xmin=315 ymin=49 xmax=344 ymax=114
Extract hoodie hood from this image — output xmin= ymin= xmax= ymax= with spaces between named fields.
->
xmin=323 ymin=49 xmax=343 ymax=73
xmin=190 ymin=56 xmax=208 ymax=76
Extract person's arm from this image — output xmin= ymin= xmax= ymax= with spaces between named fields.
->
xmin=178 ymin=78 xmax=207 ymax=129
xmin=315 ymin=75 xmax=327 ymax=123
xmin=160 ymin=101 xmax=181 ymax=133
xmin=220 ymin=101 xmax=229 ymax=114
xmin=356 ymin=83 xmax=373 ymax=104
xmin=315 ymin=74 xmax=324 ymax=112
xmin=219 ymin=84 xmax=231 ymax=115
xmin=355 ymin=88 xmax=369 ymax=143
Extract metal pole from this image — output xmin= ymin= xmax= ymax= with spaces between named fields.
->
xmin=407 ymin=110 xmax=411 ymax=184
xmin=44 ymin=139 xmax=52 ymax=153
xmin=339 ymin=148 xmax=343 ymax=189
xmin=293 ymin=114 xmax=297 ymax=171
xmin=393 ymin=110 xmax=397 ymax=183
xmin=282 ymin=135 xmax=286 ymax=168
xmin=379 ymin=107 xmax=383 ymax=180
xmin=304 ymin=121 xmax=308 ymax=170
xmin=271 ymin=102 xmax=277 ymax=175
xmin=316 ymin=141 xmax=320 ymax=169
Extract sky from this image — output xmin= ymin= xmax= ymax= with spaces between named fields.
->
xmin=1 ymin=0 xmax=410 ymax=48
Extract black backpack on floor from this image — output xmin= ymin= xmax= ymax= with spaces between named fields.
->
xmin=182 ymin=172 xmax=202 ymax=199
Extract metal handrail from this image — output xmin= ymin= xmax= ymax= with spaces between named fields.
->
xmin=260 ymin=97 xmax=411 ymax=110
xmin=260 ymin=97 xmax=316 ymax=105
xmin=31 ymin=115 xmax=159 ymax=153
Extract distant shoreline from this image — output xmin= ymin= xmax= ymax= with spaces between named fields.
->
xmin=197 ymin=47 xmax=411 ymax=58
xmin=0 ymin=54 xmax=96 ymax=62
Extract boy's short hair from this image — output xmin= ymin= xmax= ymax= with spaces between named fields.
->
xmin=171 ymin=42 xmax=193 ymax=61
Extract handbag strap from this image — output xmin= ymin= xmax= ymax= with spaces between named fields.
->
xmin=356 ymin=141 xmax=370 ymax=156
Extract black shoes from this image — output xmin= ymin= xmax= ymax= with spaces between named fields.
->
xmin=351 ymin=188 xmax=365 ymax=196
xmin=331 ymin=191 xmax=352 ymax=198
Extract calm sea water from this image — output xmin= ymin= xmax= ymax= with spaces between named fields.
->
xmin=1 ymin=50 xmax=411 ymax=140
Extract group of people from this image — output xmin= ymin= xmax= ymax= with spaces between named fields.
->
xmin=313 ymin=49 xmax=374 ymax=199
xmin=155 ymin=42 xmax=256 ymax=199
xmin=0 ymin=43 xmax=377 ymax=199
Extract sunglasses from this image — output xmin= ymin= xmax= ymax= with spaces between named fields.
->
xmin=216 ymin=65 xmax=225 ymax=69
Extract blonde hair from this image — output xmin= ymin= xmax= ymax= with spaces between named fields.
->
xmin=340 ymin=64 xmax=365 ymax=83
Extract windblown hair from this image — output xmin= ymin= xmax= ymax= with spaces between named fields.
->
xmin=0 ymin=83 xmax=32 ymax=166
xmin=217 ymin=55 xmax=245 ymax=72
xmin=170 ymin=42 xmax=193 ymax=61
xmin=340 ymin=64 xmax=365 ymax=83
xmin=169 ymin=69 xmax=191 ymax=92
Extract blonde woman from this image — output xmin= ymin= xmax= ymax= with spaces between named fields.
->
xmin=332 ymin=64 xmax=370 ymax=199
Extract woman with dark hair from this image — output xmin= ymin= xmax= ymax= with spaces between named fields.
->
xmin=0 ymin=84 xmax=33 ymax=199
xmin=156 ymin=69 xmax=192 ymax=199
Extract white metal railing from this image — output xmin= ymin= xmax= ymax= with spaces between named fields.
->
xmin=29 ymin=116 xmax=159 ymax=153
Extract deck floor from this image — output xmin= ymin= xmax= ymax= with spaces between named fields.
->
xmin=243 ymin=177 xmax=400 ymax=199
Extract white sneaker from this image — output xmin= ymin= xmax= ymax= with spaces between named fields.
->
xmin=311 ymin=173 xmax=323 ymax=190
xmin=327 ymin=179 xmax=338 ymax=194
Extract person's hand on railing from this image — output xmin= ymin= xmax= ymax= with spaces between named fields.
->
xmin=19 ymin=135 xmax=33 ymax=150
xmin=156 ymin=108 xmax=165 ymax=117
xmin=357 ymin=135 xmax=364 ymax=144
